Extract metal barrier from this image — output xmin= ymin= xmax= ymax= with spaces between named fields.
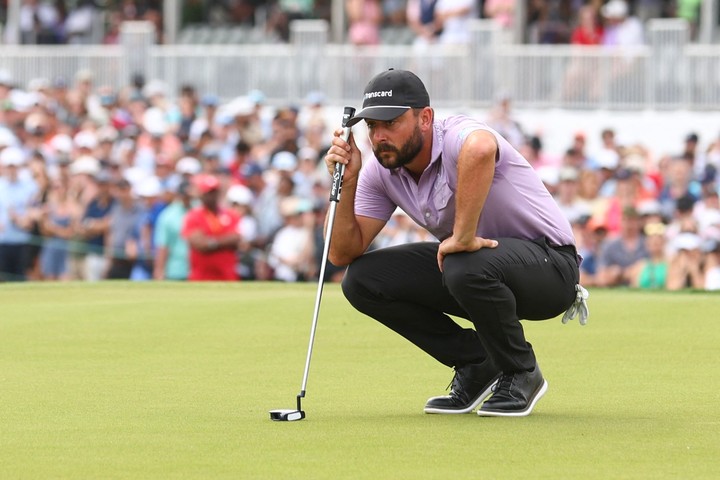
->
xmin=1 ymin=19 xmax=718 ymax=111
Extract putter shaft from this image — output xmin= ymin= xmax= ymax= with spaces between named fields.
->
xmin=295 ymin=106 xmax=356 ymax=413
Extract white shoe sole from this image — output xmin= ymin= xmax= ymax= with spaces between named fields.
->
xmin=476 ymin=379 xmax=548 ymax=417
xmin=423 ymin=379 xmax=498 ymax=414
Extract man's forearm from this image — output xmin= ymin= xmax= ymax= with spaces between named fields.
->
xmin=153 ymin=248 xmax=168 ymax=280
xmin=453 ymin=131 xmax=496 ymax=242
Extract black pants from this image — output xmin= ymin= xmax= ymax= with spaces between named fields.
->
xmin=0 ymin=243 xmax=29 ymax=282
xmin=107 ymin=259 xmax=133 ymax=280
xmin=341 ymin=238 xmax=579 ymax=373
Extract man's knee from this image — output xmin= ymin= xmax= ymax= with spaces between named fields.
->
xmin=340 ymin=259 xmax=368 ymax=306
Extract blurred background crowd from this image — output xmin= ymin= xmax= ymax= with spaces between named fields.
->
xmin=1 ymin=65 xmax=719 ymax=289
xmin=0 ymin=0 xmax=715 ymax=46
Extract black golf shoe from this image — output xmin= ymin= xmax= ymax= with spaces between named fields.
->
xmin=477 ymin=363 xmax=548 ymax=417
xmin=424 ymin=361 xmax=501 ymax=414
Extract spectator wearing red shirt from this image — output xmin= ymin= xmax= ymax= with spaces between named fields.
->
xmin=182 ymin=174 xmax=240 ymax=281
xmin=560 ymin=5 xmax=604 ymax=101
xmin=570 ymin=5 xmax=604 ymax=46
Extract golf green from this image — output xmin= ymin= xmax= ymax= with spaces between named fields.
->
xmin=1 ymin=282 xmax=718 ymax=479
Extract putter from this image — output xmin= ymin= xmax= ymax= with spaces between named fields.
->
xmin=269 ymin=106 xmax=356 ymax=422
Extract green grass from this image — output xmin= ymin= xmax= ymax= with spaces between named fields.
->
xmin=1 ymin=282 xmax=718 ymax=479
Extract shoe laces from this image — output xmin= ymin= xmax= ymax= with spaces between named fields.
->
xmin=446 ymin=367 xmax=465 ymax=392
xmin=492 ymin=373 xmax=514 ymax=393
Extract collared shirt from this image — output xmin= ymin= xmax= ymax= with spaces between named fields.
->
xmin=182 ymin=206 xmax=240 ymax=281
xmin=0 ymin=175 xmax=38 ymax=244
xmin=154 ymin=201 xmax=190 ymax=280
xmin=354 ymin=115 xmax=576 ymax=247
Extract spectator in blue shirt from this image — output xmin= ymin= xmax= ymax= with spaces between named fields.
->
xmin=75 ymin=171 xmax=115 ymax=281
xmin=0 ymin=147 xmax=38 ymax=281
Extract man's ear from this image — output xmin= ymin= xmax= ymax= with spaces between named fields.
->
xmin=420 ymin=107 xmax=434 ymax=130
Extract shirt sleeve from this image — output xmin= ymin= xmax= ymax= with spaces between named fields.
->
xmin=354 ymin=160 xmax=396 ymax=222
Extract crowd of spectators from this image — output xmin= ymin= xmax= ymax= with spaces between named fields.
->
xmin=0 ymin=67 xmax=352 ymax=282
xmin=1 ymin=0 xmax=709 ymax=47
xmin=497 ymin=102 xmax=720 ymax=291
xmin=1 ymin=66 xmax=719 ymax=290
xmin=1 ymin=0 xmax=163 ymax=45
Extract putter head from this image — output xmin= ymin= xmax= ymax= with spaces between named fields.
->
xmin=269 ymin=409 xmax=305 ymax=422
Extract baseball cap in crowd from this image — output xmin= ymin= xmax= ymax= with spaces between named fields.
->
xmin=134 ymin=175 xmax=163 ymax=198
xmin=123 ymin=165 xmax=149 ymax=188
xmin=100 ymin=92 xmax=117 ymax=107
xmin=224 ymin=96 xmax=254 ymax=117
xmin=595 ymin=149 xmax=620 ymax=170
xmin=271 ymin=151 xmax=298 ymax=171
xmin=623 ymin=153 xmax=646 ymax=173
xmin=586 ymin=216 xmax=608 ymax=233
xmin=671 ymin=232 xmax=702 ymax=252
xmin=70 ymin=155 xmax=101 ymax=176
xmin=305 ymin=90 xmax=326 ymax=106
xmin=0 ymin=69 xmax=14 ymax=87
xmin=0 ymin=128 xmax=18 ymax=148
xmin=201 ymin=94 xmax=219 ymax=107
xmin=241 ymin=163 xmax=264 ymax=178
xmin=52 ymin=76 xmax=68 ymax=89
xmin=637 ymin=199 xmax=661 ymax=217
xmin=601 ymin=0 xmax=628 ymax=19
xmin=97 ymin=126 xmax=119 ymax=143
xmin=27 ymin=77 xmax=50 ymax=92
xmin=75 ymin=69 xmax=94 ymax=84
xmin=143 ymin=107 xmax=168 ymax=137
xmin=142 ymin=79 xmax=168 ymax=99
xmin=226 ymin=184 xmax=254 ymax=206
xmin=346 ymin=69 xmax=430 ymax=127
xmin=247 ymin=89 xmax=266 ymax=105
xmin=297 ymin=147 xmax=319 ymax=162
xmin=280 ymin=196 xmax=313 ymax=217
xmin=201 ymin=147 xmax=220 ymax=160
xmin=9 ymin=90 xmax=39 ymax=112
xmin=559 ymin=166 xmax=579 ymax=182
xmin=0 ymin=147 xmax=25 ymax=167
xmin=49 ymin=133 xmax=73 ymax=155
xmin=536 ymin=166 xmax=560 ymax=188
xmin=193 ymin=174 xmax=221 ymax=194
xmin=176 ymin=156 xmax=202 ymax=175
xmin=74 ymin=130 xmax=98 ymax=150
xmin=699 ymin=210 xmax=720 ymax=233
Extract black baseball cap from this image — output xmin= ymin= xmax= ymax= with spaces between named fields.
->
xmin=346 ymin=69 xmax=430 ymax=127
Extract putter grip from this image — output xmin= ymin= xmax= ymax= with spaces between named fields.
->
xmin=329 ymin=106 xmax=356 ymax=203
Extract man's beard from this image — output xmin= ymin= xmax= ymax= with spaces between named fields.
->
xmin=372 ymin=125 xmax=424 ymax=170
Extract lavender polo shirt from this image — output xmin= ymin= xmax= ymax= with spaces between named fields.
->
xmin=354 ymin=115 xmax=576 ymax=247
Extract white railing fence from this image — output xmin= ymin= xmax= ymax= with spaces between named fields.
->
xmin=1 ymin=20 xmax=718 ymax=111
